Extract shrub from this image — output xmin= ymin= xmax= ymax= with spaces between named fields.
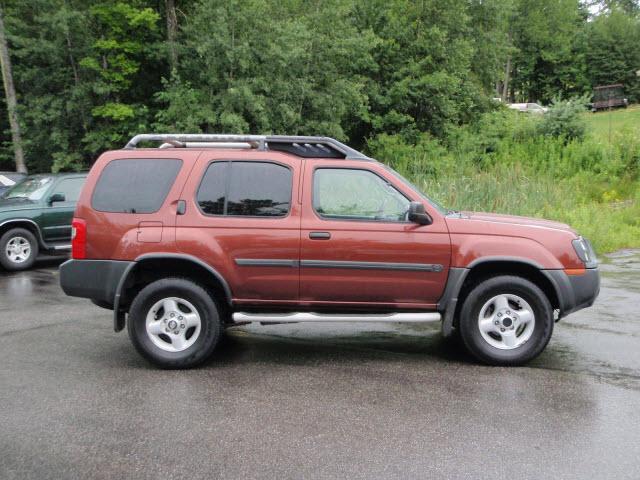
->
xmin=538 ymin=95 xmax=590 ymax=141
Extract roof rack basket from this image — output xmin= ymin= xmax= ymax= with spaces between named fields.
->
xmin=124 ymin=134 xmax=369 ymax=160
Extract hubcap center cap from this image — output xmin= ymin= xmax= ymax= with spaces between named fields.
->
xmin=168 ymin=319 xmax=178 ymax=330
xmin=502 ymin=317 xmax=513 ymax=327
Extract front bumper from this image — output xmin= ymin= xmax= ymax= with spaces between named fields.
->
xmin=59 ymin=259 xmax=134 ymax=308
xmin=544 ymin=267 xmax=600 ymax=317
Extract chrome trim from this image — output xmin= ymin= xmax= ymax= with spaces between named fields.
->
xmin=232 ymin=312 xmax=441 ymax=323
xmin=301 ymin=260 xmax=443 ymax=272
xmin=235 ymin=258 xmax=299 ymax=267
xmin=52 ymin=244 xmax=71 ymax=250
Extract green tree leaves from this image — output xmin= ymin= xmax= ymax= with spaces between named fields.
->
xmin=0 ymin=0 xmax=639 ymax=172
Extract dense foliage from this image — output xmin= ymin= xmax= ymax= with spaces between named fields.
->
xmin=0 ymin=0 xmax=638 ymax=252
xmin=0 ymin=0 xmax=638 ymax=171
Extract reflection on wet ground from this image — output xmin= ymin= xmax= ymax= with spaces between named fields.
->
xmin=1 ymin=252 xmax=640 ymax=479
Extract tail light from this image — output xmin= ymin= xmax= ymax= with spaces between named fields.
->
xmin=71 ymin=218 xmax=87 ymax=259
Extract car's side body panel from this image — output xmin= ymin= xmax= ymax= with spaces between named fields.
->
xmin=75 ymin=150 xmax=200 ymax=260
xmin=174 ymin=150 xmax=303 ymax=303
xmin=446 ymin=213 xmax=586 ymax=270
xmin=299 ymin=159 xmax=451 ymax=309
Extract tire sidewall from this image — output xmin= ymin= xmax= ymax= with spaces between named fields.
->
xmin=128 ymin=278 xmax=221 ymax=368
xmin=0 ymin=228 xmax=38 ymax=271
xmin=459 ymin=276 xmax=553 ymax=366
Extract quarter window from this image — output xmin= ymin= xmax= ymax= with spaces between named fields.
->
xmin=197 ymin=161 xmax=292 ymax=217
xmin=92 ymin=159 xmax=182 ymax=214
xmin=313 ymin=168 xmax=410 ymax=222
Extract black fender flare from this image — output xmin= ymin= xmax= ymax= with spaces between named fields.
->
xmin=437 ymin=256 xmax=569 ymax=337
xmin=113 ymin=253 xmax=233 ymax=331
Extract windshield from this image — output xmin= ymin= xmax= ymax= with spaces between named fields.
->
xmin=1 ymin=176 xmax=54 ymax=200
xmin=380 ymin=164 xmax=450 ymax=215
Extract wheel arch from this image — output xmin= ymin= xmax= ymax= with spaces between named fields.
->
xmin=113 ymin=253 xmax=233 ymax=331
xmin=439 ymin=257 xmax=562 ymax=337
xmin=0 ymin=219 xmax=45 ymax=247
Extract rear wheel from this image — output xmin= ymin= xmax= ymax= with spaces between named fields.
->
xmin=127 ymin=277 xmax=222 ymax=369
xmin=0 ymin=228 xmax=38 ymax=271
xmin=458 ymin=275 xmax=553 ymax=366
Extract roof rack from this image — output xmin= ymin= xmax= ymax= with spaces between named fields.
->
xmin=123 ymin=134 xmax=370 ymax=160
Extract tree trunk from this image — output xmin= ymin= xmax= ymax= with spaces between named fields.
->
xmin=502 ymin=55 xmax=511 ymax=102
xmin=166 ymin=0 xmax=178 ymax=73
xmin=0 ymin=5 xmax=26 ymax=173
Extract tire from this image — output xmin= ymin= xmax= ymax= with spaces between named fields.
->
xmin=458 ymin=275 xmax=553 ymax=366
xmin=0 ymin=228 xmax=39 ymax=271
xmin=127 ymin=277 xmax=222 ymax=369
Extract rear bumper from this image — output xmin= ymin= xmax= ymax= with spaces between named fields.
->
xmin=544 ymin=267 xmax=600 ymax=317
xmin=59 ymin=259 xmax=134 ymax=308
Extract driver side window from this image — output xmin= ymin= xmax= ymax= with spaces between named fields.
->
xmin=313 ymin=168 xmax=409 ymax=222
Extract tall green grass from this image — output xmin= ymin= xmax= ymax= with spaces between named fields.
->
xmin=368 ymin=110 xmax=640 ymax=254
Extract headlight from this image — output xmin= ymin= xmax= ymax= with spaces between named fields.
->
xmin=572 ymin=237 xmax=597 ymax=267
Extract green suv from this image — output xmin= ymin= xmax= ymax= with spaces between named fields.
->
xmin=0 ymin=173 xmax=87 ymax=271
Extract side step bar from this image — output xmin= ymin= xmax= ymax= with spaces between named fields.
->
xmin=232 ymin=312 xmax=441 ymax=324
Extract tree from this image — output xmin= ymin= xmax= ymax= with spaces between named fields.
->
xmin=0 ymin=3 xmax=25 ymax=173
xmin=510 ymin=0 xmax=588 ymax=103
xmin=585 ymin=8 xmax=640 ymax=102
xmin=165 ymin=0 xmax=178 ymax=73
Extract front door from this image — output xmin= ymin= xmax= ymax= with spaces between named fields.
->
xmin=40 ymin=176 xmax=85 ymax=243
xmin=300 ymin=163 xmax=450 ymax=310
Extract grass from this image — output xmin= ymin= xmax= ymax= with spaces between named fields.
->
xmin=369 ymin=107 xmax=640 ymax=254
xmin=584 ymin=105 xmax=640 ymax=142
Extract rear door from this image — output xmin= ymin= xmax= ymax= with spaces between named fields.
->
xmin=176 ymin=153 xmax=302 ymax=304
xmin=300 ymin=161 xmax=451 ymax=309
xmin=40 ymin=175 xmax=86 ymax=243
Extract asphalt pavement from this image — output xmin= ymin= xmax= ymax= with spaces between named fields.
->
xmin=1 ymin=253 xmax=640 ymax=479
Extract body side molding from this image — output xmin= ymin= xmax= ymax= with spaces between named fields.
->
xmin=301 ymin=259 xmax=444 ymax=272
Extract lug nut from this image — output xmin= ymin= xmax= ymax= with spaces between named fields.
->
xmin=506 ymin=310 xmax=510 ymax=314
xmin=494 ymin=320 xmax=499 ymax=325
xmin=170 ymin=313 xmax=175 ymax=317
xmin=178 ymin=316 xmax=183 ymax=320
xmin=180 ymin=324 xmax=185 ymax=328
xmin=497 ymin=313 xmax=502 ymax=317
xmin=500 ymin=328 xmax=505 ymax=332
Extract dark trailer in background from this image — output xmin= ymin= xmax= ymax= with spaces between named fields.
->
xmin=592 ymin=84 xmax=628 ymax=112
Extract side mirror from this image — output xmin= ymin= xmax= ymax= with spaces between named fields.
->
xmin=408 ymin=201 xmax=432 ymax=225
xmin=48 ymin=193 xmax=65 ymax=205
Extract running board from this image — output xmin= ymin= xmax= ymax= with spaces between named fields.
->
xmin=232 ymin=312 xmax=441 ymax=324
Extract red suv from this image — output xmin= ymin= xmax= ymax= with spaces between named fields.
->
xmin=60 ymin=134 xmax=599 ymax=368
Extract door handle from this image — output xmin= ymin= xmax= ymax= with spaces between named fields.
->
xmin=309 ymin=231 xmax=331 ymax=240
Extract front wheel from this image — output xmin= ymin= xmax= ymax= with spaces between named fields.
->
xmin=127 ymin=277 xmax=222 ymax=369
xmin=458 ymin=275 xmax=553 ymax=366
xmin=0 ymin=228 xmax=38 ymax=271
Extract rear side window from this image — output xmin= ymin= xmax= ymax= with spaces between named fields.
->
xmin=197 ymin=161 xmax=291 ymax=217
xmin=92 ymin=159 xmax=182 ymax=213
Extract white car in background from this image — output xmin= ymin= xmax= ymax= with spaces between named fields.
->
xmin=507 ymin=102 xmax=548 ymax=114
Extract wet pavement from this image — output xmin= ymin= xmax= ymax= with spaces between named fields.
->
xmin=1 ymin=253 xmax=640 ymax=479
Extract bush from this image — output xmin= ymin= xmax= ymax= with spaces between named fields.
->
xmin=366 ymin=109 xmax=639 ymax=253
xmin=538 ymin=95 xmax=590 ymax=141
